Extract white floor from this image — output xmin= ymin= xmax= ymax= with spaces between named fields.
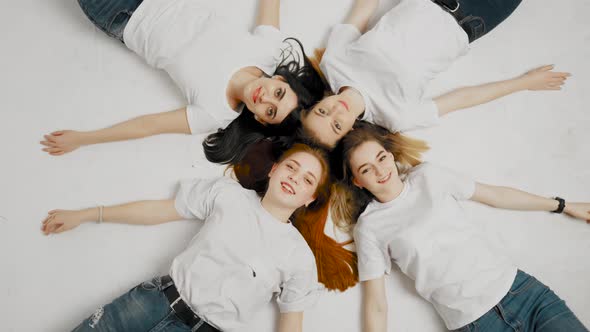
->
xmin=1 ymin=0 xmax=589 ymax=331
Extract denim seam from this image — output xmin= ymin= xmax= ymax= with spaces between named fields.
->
xmin=77 ymin=0 xmax=126 ymax=41
xmin=536 ymin=309 xmax=574 ymax=331
xmin=106 ymin=10 xmax=134 ymax=41
xmin=495 ymin=304 xmax=521 ymax=331
xmin=508 ymin=276 xmax=537 ymax=295
xmin=149 ymin=311 xmax=177 ymax=332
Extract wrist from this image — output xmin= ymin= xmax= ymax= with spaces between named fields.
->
xmin=81 ymin=207 xmax=99 ymax=223
xmin=551 ymin=197 xmax=566 ymax=214
xmin=77 ymin=131 xmax=93 ymax=146
xmin=512 ymin=76 xmax=529 ymax=91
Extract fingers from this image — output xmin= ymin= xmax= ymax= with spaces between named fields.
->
xmin=50 ymin=151 xmax=65 ymax=156
xmin=54 ymin=224 xmax=66 ymax=234
xmin=42 ymin=147 xmax=63 ymax=154
xmin=51 ymin=130 xmax=64 ymax=136
xmin=40 ymin=140 xmax=56 ymax=148
xmin=551 ymin=72 xmax=571 ymax=78
xmin=536 ymin=64 xmax=554 ymax=72
xmin=44 ymin=134 xmax=56 ymax=143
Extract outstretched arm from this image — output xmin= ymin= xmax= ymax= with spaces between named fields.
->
xmin=434 ymin=65 xmax=571 ymax=116
xmin=278 ymin=312 xmax=303 ymax=332
xmin=41 ymin=199 xmax=182 ymax=235
xmin=256 ymin=0 xmax=281 ymax=29
xmin=345 ymin=0 xmax=380 ymax=33
xmin=471 ymin=183 xmax=590 ymax=223
xmin=362 ymin=276 xmax=388 ymax=332
xmin=40 ymin=107 xmax=191 ymax=156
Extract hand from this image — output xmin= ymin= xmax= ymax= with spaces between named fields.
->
xmin=40 ymin=130 xmax=84 ymax=156
xmin=564 ymin=203 xmax=590 ymax=224
xmin=41 ymin=209 xmax=90 ymax=235
xmin=519 ymin=65 xmax=571 ymax=91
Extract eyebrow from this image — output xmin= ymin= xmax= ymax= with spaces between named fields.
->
xmin=356 ymin=150 xmax=385 ymax=173
xmin=288 ymin=158 xmax=318 ymax=182
xmin=280 ymin=88 xmax=286 ymax=100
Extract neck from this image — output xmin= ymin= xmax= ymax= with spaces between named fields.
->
xmin=375 ymin=177 xmax=405 ymax=203
xmin=339 ymin=87 xmax=366 ymax=119
xmin=260 ymin=195 xmax=295 ymax=223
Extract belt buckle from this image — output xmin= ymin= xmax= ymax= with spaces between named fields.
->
xmin=169 ymin=296 xmax=183 ymax=312
xmin=443 ymin=1 xmax=460 ymax=13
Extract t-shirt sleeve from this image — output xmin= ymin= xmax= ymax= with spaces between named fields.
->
xmin=185 ymin=104 xmax=224 ymax=135
xmin=325 ymin=24 xmax=361 ymax=51
xmin=422 ymin=163 xmax=476 ymax=201
xmin=276 ymin=246 xmax=323 ymax=313
xmin=174 ymin=176 xmax=230 ymax=220
xmin=354 ymin=225 xmax=391 ymax=281
xmin=394 ymin=98 xmax=440 ymax=132
xmin=252 ymin=25 xmax=286 ymax=44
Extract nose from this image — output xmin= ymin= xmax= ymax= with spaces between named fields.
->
xmin=260 ymin=91 xmax=278 ymax=104
xmin=375 ymin=166 xmax=384 ymax=177
xmin=288 ymin=173 xmax=299 ymax=185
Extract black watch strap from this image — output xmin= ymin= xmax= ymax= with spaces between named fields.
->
xmin=551 ymin=197 xmax=566 ymax=214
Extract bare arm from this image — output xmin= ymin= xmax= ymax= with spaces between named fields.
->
xmin=471 ymin=183 xmax=590 ymax=223
xmin=434 ymin=65 xmax=570 ymax=116
xmin=362 ymin=277 xmax=388 ymax=332
xmin=256 ymin=0 xmax=280 ymax=29
xmin=41 ymin=199 xmax=183 ymax=235
xmin=277 ymin=312 xmax=303 ymax=332
xmin=345 ymin=0 xmax=380 ymax=33
xmin=41 ymin=107 xmax=191 ymax=156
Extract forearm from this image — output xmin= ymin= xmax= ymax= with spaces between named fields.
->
xmin=277 ymin=312 xmax=303 ymax=332
xmin=362 ymin=278 xmax=387 ymax=332
xmin=80 ymin=200 xmax=181 ymax=226
xmin=435 ymin=77 xmax=526 ymax=116
xmin=78 ymin=107 xmax=190 ymax=146
xmin=363 ymin=304 xmax=387 ymax=332
xmin=256 ymin=0 xmax=280 ymax=29
xmin=472 ymin=184 xmax=559 ymax=212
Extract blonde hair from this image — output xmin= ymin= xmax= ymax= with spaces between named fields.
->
xmin=332 ymin=122 xmax=430 ymax=232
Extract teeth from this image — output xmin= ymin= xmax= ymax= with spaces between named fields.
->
xmin=282 ymin=183 xmax=295 ymax=194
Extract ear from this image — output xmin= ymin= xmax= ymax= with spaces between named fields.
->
xmin=268 ymin=163 xmax=278 ymax=178
xmin=352 ymin=177 xmax=363 ymax=189
xmin=272 ymin=75 xmax=286 ymax=82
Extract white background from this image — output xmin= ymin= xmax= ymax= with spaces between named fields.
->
xmin=1 ymin=0 xmax=589 ymax=331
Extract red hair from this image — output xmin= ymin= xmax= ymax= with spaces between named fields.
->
xmin=234 ymin=139 xmax=359 ymax=291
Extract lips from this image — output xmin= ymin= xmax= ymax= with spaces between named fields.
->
xmin=253 ymin=86 xmax=262 ymax=104
xmin=280 ymin=182 xmax=296 ymax=195
xmin=338 ymin=100 xmax=349 ymax=111
xmin=377 ymin=172 xmax=392 ymax=184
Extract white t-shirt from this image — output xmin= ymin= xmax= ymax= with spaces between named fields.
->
xmin=124 ymin=0 xmax=286 ymax=134
xmin=172 ymin=176 xmax=321 ymax=331
xmin=354 ymin=163 xmax=517 ymax=330
xmin=320 ymin=0 xmax=469 ymax=133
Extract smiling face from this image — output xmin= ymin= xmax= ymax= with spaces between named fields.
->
xmin=300 ymin=95 xmax=357 ymax=148
xmin=266 ymin=151 xmax=324 ymax=210
xmin=242 ymin=75 xmax=299 ymax=125
xmin=348 ymin=140 xmax=400 ymax=197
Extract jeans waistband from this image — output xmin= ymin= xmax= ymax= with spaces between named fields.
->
xmin=161 ymin=275 xmax=220 ymax=332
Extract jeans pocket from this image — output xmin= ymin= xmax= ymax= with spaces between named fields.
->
xmin=140 ymin=276 xmax=163 ymax=291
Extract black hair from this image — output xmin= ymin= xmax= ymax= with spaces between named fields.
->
xmin=203 ymin=37 xmax=327 ymax=165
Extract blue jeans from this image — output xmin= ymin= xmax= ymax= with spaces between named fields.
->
xmin=457 ymin=0 xmax=522 ymax=42
xmin=453 ymin=270 xmax=588 ymax=332
xmin=71 ymin=277 xmax=192 ymax=332
xmin=77 ymin=0 xmax=143 ymax=43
